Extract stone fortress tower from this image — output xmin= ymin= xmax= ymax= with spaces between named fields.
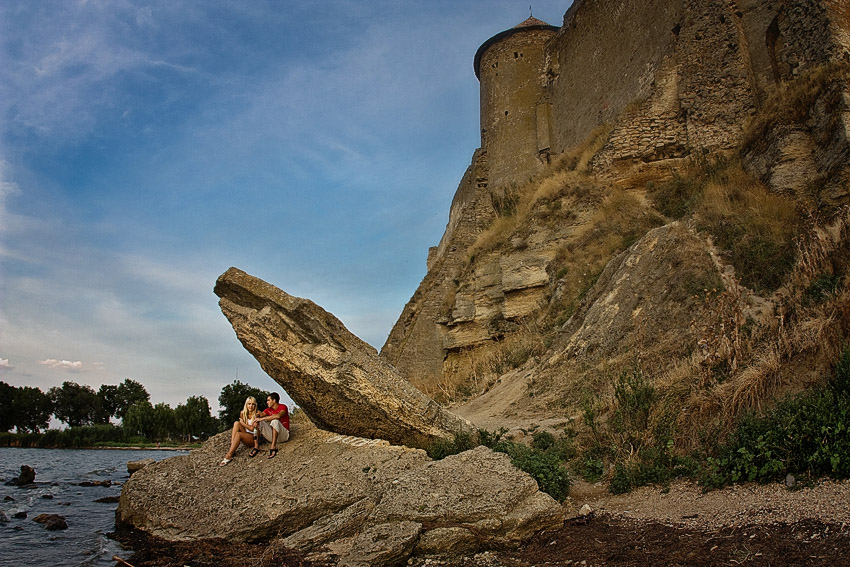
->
xmin=474 ymin=16 xmax=559 ymax=190
xmin=383 ymin=0 xmax=850 ymax=392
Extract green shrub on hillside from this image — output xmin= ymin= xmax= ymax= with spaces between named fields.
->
xmin=426 ymin=432 xmax=478 ymax=460
xmin=701 ymin=347 xmax=850 ymax=489
xmin=648 ymin=156 xmax=800 ymax=293
xmin=428 ymin=428 xmax=573 ymax=502
xmin=484 ymin=429 xmax=572 ymax=502
xmin=803 ymin=273 xmax=842 ymax=306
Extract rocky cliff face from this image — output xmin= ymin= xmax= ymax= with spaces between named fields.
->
xmin=380 ymin=0 xmax=850 ymax=431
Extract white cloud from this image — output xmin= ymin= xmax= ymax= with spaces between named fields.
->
xmin=39 ymin=359 xmax=84 ymax=371
xmin=0 ymin=358 xmax=12 ymax=371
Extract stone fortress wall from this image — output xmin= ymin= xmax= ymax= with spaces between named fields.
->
xmin=476 ymin=20 xmax=558 ymax=190
xmin=381 ymin=0 xmax=850 ymax=391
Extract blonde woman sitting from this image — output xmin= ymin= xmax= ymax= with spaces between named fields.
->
xmin=219 ymin=396 xmax=261 ymax=466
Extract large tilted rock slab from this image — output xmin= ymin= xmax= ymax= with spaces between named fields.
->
xmin=117 ymin=416 xmax=564 ymax=564
xmin=214 ymin=267 xmax=476 ymax=450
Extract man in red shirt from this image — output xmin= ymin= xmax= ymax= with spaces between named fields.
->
xmin=255 ymin=392 xmax=289 ymax=459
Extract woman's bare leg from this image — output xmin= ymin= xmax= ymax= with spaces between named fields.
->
xmin=225 ymin=421 xmax=249 ymax=459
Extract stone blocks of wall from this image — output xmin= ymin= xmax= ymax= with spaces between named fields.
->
xmin=478 ymin=26 xmax=557 ymax=189
xmin=547 ymin=0 xmax=686 ymax=156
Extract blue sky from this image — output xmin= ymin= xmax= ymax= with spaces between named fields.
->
xmin=0 ymin=0 xmax=571 ymax=413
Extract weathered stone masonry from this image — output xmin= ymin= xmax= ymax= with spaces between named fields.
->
xmin=382 ymin=0 xmax=850 ymax=392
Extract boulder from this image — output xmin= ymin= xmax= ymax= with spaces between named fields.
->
xmin=371 ymin=446 xmax=564 ymax=548
xmin=415 ymin=527 xmax=479 ymax=556
xmin=127 ymin=459 xmax=155 ymax=475
xmin=337 ymin=521 xmax=422 ymax=567
xmin=5 ymin=465 xmax=35 ymax=486
xmin=214 ymin=267 xmax=476 ymax=450
xmin=117 ymin=416 xmax=563 ymax=563
xmin=33 ymin=513 xmax=67 ymax=530
xmin=78 ymin=480 xmax=112 ymax=487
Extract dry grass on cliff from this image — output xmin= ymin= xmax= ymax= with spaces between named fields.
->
xmin=545 ymin=188 xmax=664 ymax=327
xmin=654 ymin=213 xmax=850 ymax=450
xmin=468 ymin=125 xmax=614 ymax=261
xmin=552 ymin=123 xmax=613 ymax=175
xmin=648 ymin=155 xmax=802 ymax=293
xmin=436 ymin=323 xmax=546 ymax=404
xmin=742 ymin=62 xmax=848 ymax=152
xmin=698 ymin=177 xmax=800 ymax=292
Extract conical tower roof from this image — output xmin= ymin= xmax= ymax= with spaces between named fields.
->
xmin=514 ymin=16 xmax=551 ymax=28
xmin=474 ymin=16 xmax=559 ymax=79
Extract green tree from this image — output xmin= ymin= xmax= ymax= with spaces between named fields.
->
xmin=14 ymin=386 xmax=51 ymax=433
xmin=96 ymin=384 xmax=120 ymax=423
xmin=49 ymin=381 xmax=102 ymax=427
xmin=0 ymin=382 xmax=14 ymax=432
xmin=97 ymin=379 xmax=149 ymax=423
xmin=175 ymin=395 xmax=216 ymax=441
xmin=123 ymin=400 xmax=156 ymax=439
xmin=217 ymin=380 xmax=267 ymax=430
xmin=115 ymin=379 xmax=150 ymax=420
xmin=151 ymin=402 xmax=177 ymax=441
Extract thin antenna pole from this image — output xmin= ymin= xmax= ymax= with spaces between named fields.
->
xmin=530 ymin=4 xmax=533 ymax=17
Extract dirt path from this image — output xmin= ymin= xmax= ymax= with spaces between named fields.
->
xmin=574 ymin=478 xmax=850 ymax=530
xmin=452 ymin=367 xmax=573 ymax=435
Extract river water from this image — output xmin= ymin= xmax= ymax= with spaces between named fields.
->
xmin=0 ymin=447 xmax=186 ymax=567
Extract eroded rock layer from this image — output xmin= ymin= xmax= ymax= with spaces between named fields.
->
xmin=214 ymin=267 xmax=476 ymax=450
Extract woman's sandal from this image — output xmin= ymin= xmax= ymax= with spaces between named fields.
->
xmin=249 ymin=448 xmax=260 ymax=458
xmin=267 ymin=449 xmax=278 ymax=459
xmin=219 ymin=458 xmax=232 ymax=466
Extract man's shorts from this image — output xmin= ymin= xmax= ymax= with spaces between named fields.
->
xmin=256 ymin=419 xmax=290 ymax=443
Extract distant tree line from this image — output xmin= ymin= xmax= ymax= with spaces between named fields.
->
xmin=0 ymin=378 xmax=277 ymax=445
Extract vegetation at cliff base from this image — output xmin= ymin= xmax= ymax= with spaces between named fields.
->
xmin=428 ymin=428 xmax=572 ymax=502
xmin=700 ymin=346 xmax=850 ymax=489
xmin=585 ymin=345 xmax=850 ymax=493
xmin=429 ymin=344 xmax=850 ymax=498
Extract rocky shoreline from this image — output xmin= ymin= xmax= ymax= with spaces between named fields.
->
xmin=116 ymin=415 xmax=563 ymax=565
xmin=117 ymin=478 xmax=850 ymax=567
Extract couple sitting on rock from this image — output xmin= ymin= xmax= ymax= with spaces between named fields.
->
xmin=219 ymin=392 xmax=289 ymax=466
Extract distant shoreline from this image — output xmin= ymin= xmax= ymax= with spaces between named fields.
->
xmin=0 ymin=444 xmax=197 ymax=451
xmin=90 ymin=445 xmax=195 ymax=451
